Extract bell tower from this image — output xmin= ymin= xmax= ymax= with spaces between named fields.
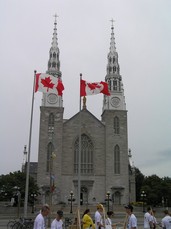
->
xmin=102 ymin=20 xmax=130 ymax=204
xmin=37 ymin=15 xmax=64 ymax=199
xmin=42 ymin=14 xmax=63 ymax=107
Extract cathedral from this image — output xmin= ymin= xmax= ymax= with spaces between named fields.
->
xmin=36 ymin=17 xmax=135 ymax=206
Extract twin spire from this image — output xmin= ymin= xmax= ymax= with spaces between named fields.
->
xmin=47 ymin=16 xmax=119 ymax=81
xmin=46 ymin=16 xmax=124 ymax=107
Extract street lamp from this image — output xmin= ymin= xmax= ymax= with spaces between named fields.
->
xmin=141 ymin=190 xmax=146 ymax=212
xmin=68 ymin=191 xmax=75 ymax=213
xmin=13 ymin=186 xmax=21 ymax=218
xmin=106 ymin=191 xmax=110 ymax=212
xmin=70 ymin=191 xmax=74 ymax=213
xmin=30 ymin=193 xmax=37 ymax=213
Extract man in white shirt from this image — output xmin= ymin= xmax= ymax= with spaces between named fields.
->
xmin=95 ymin=204 xmax=104 ymax=229
xmin=161 ymin=210 xmax=171 ymax=229
xmin=144 ymin=207 xmax=153 ymax=229
xmin=124 ymin=204 xmax=137 ymax=229
xmin=51 ymin=210 xmax=63 ymax=229
xmin=33 ymin=204 xmax=50 ymax=229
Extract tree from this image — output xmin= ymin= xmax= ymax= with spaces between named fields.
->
xmin=141 ymin=175 xmax=171 ymax=207
xmin=0 ymin=170 xmax=39 ymax=206
xmin=134 ymin=167 xmax=145 ymax=201
xmin=134 ymin=168 xmax=171 ymax=207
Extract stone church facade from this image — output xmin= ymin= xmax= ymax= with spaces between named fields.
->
xmin=37 ymin=18 xmax=135 ymax=206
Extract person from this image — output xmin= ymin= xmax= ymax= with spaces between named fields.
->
xmin=124 ymin=204 xmax=137 ymax=229
xmin=82 ymin=209 xmax=95 ymax=229
xmin=95 ymin=204 xmax=104 ymax=229
xmin=107 ymin=211 xmax=121 ymax=229
xmin=144 ymin=207 xmax=153 ymax=229
xmin=151 ymin=209 xmax=157 ymax=229
xmin=51 ymin=210 xmax=64 ymax=229
xmin=106 ymin=211 xmax=114 ymax=226
xmin=73 ymin=218 xmax=78 ymax=225
xmin=161 ymin=210 xmax=171 ymax=229
xmin=33 ymin=204 xmax=50 ymax=229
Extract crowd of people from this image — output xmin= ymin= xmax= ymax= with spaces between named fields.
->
xmin=33 ymin=203 xmax=171 ymax=229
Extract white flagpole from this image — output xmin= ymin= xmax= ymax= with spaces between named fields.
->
xmin=24 ymin=70 xmax=36 ymax=218
xmin=78 ymin=73 xmax=82 ymax=209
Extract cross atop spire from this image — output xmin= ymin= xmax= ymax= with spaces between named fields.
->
xmin=110 ymin=18 xmax=115 ymax=34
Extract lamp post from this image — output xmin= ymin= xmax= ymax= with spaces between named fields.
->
xmin=69 ymin=191 xmax=74 ymax=213
xmin=141 ymin=191 xmax=146 ymax=212
xmin=13 ymin=186 xmax=21 ymax=218
xmin=31 ymin=193 xmax=37 ymax=213
xmin=106 ymin=191 xmax=110 ymax=212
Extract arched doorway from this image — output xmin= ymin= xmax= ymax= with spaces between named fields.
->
xmin=80 ymin=186 xmax=88 ymax=205
xmin=115 ymin=191 xmax=121 ymax=204
xmin=112 ymin=191 xmax=121 ymax=205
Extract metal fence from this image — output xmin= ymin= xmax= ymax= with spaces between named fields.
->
xmin=7 ymin=218 xmax=34 ymax=229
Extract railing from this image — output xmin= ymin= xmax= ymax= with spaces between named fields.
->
xmin=7 ymin=217 xmax=34 ymax=229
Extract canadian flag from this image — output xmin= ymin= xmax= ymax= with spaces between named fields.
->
xmin=80 ymin=79 xmax=110 ymax=97
xmin=35 ymin=73 xmax=64 ymax=96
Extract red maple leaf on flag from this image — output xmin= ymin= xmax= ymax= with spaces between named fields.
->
xmin=87 ymin=82 xmax=101 ymax=92
xmin=41 ymin=76 xmax=55 ymax=92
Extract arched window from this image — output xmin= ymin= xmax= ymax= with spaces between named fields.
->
xmin=108 ymin=80 xmax=111 ymax=91
xmin=53 ymin=52 xmax=56 ymax=58
xmin=74 ymin=134 xmax=93 ymax=174
xmin=48 ymin=113 xmax=54 ymax=139
xmin=47 ymin=142 xmax=54 ymax=172
xmin=113 ymin=66 xmax=116 ymax=73
xmin=114 ymin=145 xmax=120 ymax=174
xmin=48 ymin=113 xmax=54 ymax=127
xmin=114 ymin=116 xmax=119 ymax=134
xmin=119 ymin=81 xmax=121 ymax=91
xmin=113 ymin=80 xmax=117 ymax=90
xmin=52 ymin=62 xmax=56 ymax=67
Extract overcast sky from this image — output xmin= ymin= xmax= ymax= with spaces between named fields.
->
xmin=0 ymin=0 xmax=171 ymax=178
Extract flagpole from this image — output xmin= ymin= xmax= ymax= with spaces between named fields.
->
xmin=78 ymin=73 xmax=82 ymax=210
xmin=24 ymin=70 xmax=36 ymax=218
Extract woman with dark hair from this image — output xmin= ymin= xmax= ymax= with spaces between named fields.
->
xmin=106 ymin=211 xmax=114 ymax=226
xmin=82 ymin=209 xmax=95 ymax=229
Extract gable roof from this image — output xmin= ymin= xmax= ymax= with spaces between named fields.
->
xmin=63 ymin=108 xmax=105 ymax=127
